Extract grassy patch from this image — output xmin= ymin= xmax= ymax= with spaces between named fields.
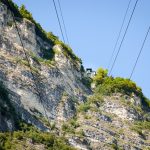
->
xmin=76 ymin=129 xmax=85 ymax=138
xmin=78 ymin=103 xmax=91 ymax=112
xmin=62 ymin=123 xmax=75 ymax=134
xmin=29 ymin=52 xmax=55 ymax=67
xmin=131 ymin=121 xmax=150 ymax=137
xmin=0 ymin=122 xmax=76 ymax=150
xmin=78 ymin=94 xmax=104 ymax=113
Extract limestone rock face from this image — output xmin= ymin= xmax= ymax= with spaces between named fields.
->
xmin=0 ymin=2 xmax=90 ymax=131
xmin=66 ymin=94 xmax=150 ymax=150
xmin=101 ymin=94 xmax=143 ymax=121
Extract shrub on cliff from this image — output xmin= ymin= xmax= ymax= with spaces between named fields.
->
xmin=93 ymin=68 xmax=150 ymax=108
xmin=19 ymin=5 xmax=34 ymax=22
xmin=93 ymin=68 xmax=142 ymax=97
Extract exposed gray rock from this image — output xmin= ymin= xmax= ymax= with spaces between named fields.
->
xmin=0 ymin=2 xmax=91 ymax=131
xmin=101 ymin=96 xmax=143 ymax=121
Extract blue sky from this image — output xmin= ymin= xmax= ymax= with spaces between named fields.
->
xmin=13 ymin=0 xmax=150 ymax=99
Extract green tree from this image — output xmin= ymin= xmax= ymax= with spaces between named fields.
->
xmin=19 ymin=5 xmax=34 ymax=22
xmin=93 ymin=68 xmax=108 ymax=86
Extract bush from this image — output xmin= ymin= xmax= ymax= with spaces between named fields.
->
xmin=96 ymin=77 xmax=142 ymax=96
xmin=0 ymin=133 xmax=6 ymax=147
xmin=62 ymin=123 xmax=75 ymax=134
xmin=77 ymin=129 xmax=85 ymax=137
xmin=13 ymin=132 xmax=24 ymax=140
xmin=93 ymin=68 xmax=108 ymax=86
xmin=78 ymin=94 xmax=104 ymax=113
xmin=50 ymin=122 xmax=56 ymax=130
xmin=19 ymin=5 xmax=34 ymax=22
xmin=78 ymin=103 xmax=91 ymax=112
xmin=54 ymin=41 xmax=81 ymax=63
xmin=88 ymin=94 xmax=104 ymax=105
xmin=131 ymin=121 xmax=150 ymax=137
xmin=69 ymin=118 xmax=80 ymax=128
xmin=93 ymin=68 xmax=142 ymax=97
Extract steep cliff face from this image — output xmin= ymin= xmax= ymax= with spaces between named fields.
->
xmin=0 ymin=2 xmax=90 ymax=131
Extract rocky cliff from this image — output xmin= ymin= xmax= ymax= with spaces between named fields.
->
xmin=0 ymin=1 xmax=150 ymax=150
xmin=65 ymin=93 xmax=150 ymax=150
xmin=0 ymin=1 xmax=90 ymax=131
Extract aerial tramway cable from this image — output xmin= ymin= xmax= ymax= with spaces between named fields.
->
xmin=109 ymin=0 xmax=139 ymax=75
xmin=129 ymin=26 xmax=150 ymax=79
xmin=52 ymin=0 xmax=66 ymax=43
xmin=57 ymin=0 xmax=70 ymax=45
xmin=107 ymin=0 xmax=132 ymax=70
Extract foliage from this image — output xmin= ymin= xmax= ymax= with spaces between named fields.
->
xmin=0 ymin=123 xmax=76 ymax=150
xmin=50 ymin=122 xmax=56 ymax=130
xmin=93 ymin=68 xmax=142 ymax=97
xmin=62 ymin=44 xmax=82 ymax=63
xmin=93 ymin=68 xmax=150 ymax=108
xmin=78 ymin=93 xmax=104 ymax=113
xmin=78 ymin=103 xmax=91 ymax=112
xmin=18 ymin=4 xmax=54 ymax=45
xmin=29 ymin=52 xmax=55 ymax=67
xmin=47 ymin=32 xmax=59 ymax=43
xmin=69 ymin=118 xmax=80 ymax=128
xmin=76 ymin=129 xmax=85 ymax=137
xmin=62 ymin=123 xmax=75 ymax=134
xmin=88 ymin=94 xmax=104 ymax=105
xmin=61 ymin=117 xmax=80 ymax=135
xmin=131 ymin=121 xmax=150 ymax=137
xmin=133 ymin=121 xmax=150 ymax=131
xmin=93 ymin=68 xmax=108 ymax=86
xmin=54 ymin=40 xmax=82 ymax=63
xmin=19 ymin=5 xmax=34 ymax=22
xmin=7 ymin=21 xmax=13 ymax=27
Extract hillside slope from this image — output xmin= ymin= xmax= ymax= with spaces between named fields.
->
xmin=0 ymin=1 xmax=150 ymax=150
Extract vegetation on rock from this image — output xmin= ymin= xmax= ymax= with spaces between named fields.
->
xmin=0 ymin=0 xmax=81 ymax=64
xmin=0 ymin=122 xmax=76 ymax=150
xmin=93 ymin=68 xmax=150 ymax=108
